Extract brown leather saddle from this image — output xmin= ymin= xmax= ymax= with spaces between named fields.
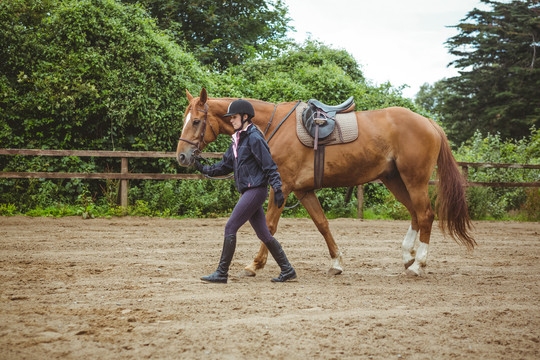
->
xmin=300 ymin=97 xmax=355 ymax=189
xmin=302 ymin=96 xmax=355 ymax=150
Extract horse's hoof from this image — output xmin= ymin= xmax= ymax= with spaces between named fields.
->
xmin=239 ymin=269 xmax=256 ymax=277
xmin=403 ymin=268 xmax=426 ymax=278
xmin=328 ymin=253 xmax=343 ymax=275
xmin=404 ymin=259 xmax=415 ymax=269
xmin=327 ymin=267 xmax=343 ymax=275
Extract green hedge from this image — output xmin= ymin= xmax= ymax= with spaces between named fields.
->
xmin=1 ymin=1 xmax=538 ymax=220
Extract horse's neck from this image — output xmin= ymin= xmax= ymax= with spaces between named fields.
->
xmin=212 ymin=98 xmax=277 ymax=137
xmin=209 ymin=98 xmax=235 ymax=136
xmin=252 ymin=102 xmax=277 ymax=136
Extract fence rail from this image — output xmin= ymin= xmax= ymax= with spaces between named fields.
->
xmin=1 ymin=149 xmax=539 ymax=213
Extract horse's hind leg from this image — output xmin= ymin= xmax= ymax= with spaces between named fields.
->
xmin=381 ymin=176 xmax=419 ymax=270
xmin=296 ymin=190 xmax=343 ymax=275
xmin=403 ymin=185 xmax=434 ymax=277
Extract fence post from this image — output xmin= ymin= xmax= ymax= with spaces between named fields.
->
xmin=461 ymin=165 xmax=469 ymax=184
xmin=357 ymin=185 xmax=364 ymax=219
xmin=120 ymin=157 xmax=128 ymax=208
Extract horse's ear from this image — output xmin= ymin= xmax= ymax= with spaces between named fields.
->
xmin=186 ymin=89 xmax=194 ymax=102
xmin=199 ymin=88 xmax=208 ymax=105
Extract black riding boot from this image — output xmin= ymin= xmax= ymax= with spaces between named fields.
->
xmin=266 ymin=238 xmax=297 ymax=282
xmin=201 ymin=234 xmax=236 ymax=283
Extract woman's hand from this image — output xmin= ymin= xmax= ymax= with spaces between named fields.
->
xmin=193 ymin=156 xmax=207 ymax=174
xmin=274 ymin=188 xmax=285 ymax=208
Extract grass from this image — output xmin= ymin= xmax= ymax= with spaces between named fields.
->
xmin=1 ymin=201 xmax=536 ymax=222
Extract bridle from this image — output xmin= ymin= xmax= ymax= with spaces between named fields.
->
xmin=177 ymin=99 xmax=304 ymax=196
xmin=178 ymin=103 xmax=218 ymax=155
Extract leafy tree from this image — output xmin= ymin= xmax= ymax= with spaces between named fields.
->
xmin=0 ymin=0 xmax=210 ymax=151
xmin=454 ymin=127 xmax=540 ymax=219
xmin=438 ymin=0 xmax=540 ymax=145
xmin=0 ymin=0 xmax=213 ymax=210
xmin=415 ymin=80 xmax=450 ymax=118
xmin=0 ymin=2 xmax=434 ymax=216
xmin=214 ymin=40 xmax=415 ymax=110
xmin=121 ymin=0 xmax=293 ymax=70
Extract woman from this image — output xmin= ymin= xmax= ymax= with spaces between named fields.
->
xmin=194 ymin=99 xmax=297 ymax=284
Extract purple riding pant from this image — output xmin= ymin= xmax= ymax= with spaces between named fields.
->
xmin=224 ymin=187 xmax=273 ymax=244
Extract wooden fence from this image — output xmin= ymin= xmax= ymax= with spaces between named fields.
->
xmin=1 ymin=149 xmax=539 ymax=217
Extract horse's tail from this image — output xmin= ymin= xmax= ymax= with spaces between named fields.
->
xmin=433 ymin=122 xmax=476 ymax=250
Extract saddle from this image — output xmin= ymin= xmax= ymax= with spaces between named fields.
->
xmin=298 ymin=96 xmax=356 ymax=189
xmin=302 ymin=96 xmax=355 ymax=150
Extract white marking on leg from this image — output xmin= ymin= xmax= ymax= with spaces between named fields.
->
xmin=415 ymin=242 xmax=429 ymax=267
xmin=402 ymin=225 xmax=418 ymax=266
xmin=406 ymin=242 xmax=429 ymax=276
xmin=328 ymin=251 xmax=343 ymax=275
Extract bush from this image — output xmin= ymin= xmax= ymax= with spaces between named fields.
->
xmin=2 ymin=3 xmax=537 ymax=220
xmin=455 ymin=128 xmax=539 ymax=219
xmin=521 ymin=188 xmax=540 ymax=221
xmin=1 ymin=0 xmax=214 ymax=210
xmin=0 ymin=203 xmax=16 ymax=216
xmin=1 ymin=0 xmax=211 ymax=151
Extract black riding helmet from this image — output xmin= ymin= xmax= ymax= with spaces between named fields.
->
xmin=224 ymin=99 xmax=255 ymax=123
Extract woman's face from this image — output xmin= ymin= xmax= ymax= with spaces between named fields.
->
xmin=230 ymin=114 xmax=244 ymax=131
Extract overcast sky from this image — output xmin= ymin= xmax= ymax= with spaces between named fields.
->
xmin=282 ymin=0 xmax=489 ymax=99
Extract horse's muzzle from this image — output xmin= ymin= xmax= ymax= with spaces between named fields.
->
xmin=176 ymin=148 xmax=196 ymax=167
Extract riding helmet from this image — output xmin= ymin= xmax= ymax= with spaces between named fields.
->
xmin=224 ymin=99 xmax=255 ymax=118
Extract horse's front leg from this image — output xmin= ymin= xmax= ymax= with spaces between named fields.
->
xmin=242 ymin=187 xmax=288 ymax=277
xmin=297 ymin=190 xmax=343 ymax=275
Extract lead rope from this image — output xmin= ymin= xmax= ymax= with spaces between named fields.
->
xmin=197 ymin=156 xmax=234 ymax=180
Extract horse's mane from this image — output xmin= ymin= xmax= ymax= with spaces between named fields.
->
xmin=209 ymin=97 xmax=293 ymax=106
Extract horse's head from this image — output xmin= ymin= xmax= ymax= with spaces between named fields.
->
xmin=176 ymin=88 xmax=222 ymax=166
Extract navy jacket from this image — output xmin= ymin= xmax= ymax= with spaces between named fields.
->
xmin=202 ymin=124 xmax=282 ymax=194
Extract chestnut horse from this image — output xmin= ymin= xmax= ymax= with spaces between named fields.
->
xmin=176 ymin=88 xmax=475 ymax=277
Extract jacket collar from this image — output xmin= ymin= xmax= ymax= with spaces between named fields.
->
xmin=232 ymin=124 xmax=252 ymax=158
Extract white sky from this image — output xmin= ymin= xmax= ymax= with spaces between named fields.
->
xmin=282 ymin=0 xmax=489 ymax=99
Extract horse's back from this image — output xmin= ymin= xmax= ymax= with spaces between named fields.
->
xmin=356 ymin=106 xmax=439 ymax=144
xmin=355 ymin=106 xmax=441 ymax=173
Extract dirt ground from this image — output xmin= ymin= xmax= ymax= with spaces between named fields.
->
xmin=0 ymin=216 xmax=539 ymax=359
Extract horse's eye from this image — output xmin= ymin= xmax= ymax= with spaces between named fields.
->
xmin=193 ymin=119 xmax=201 ymax=126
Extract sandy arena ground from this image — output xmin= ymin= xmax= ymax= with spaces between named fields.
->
xmin=0 ymin=216 xmax=539 ymax=359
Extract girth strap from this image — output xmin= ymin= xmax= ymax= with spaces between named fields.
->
xmin=314 ymin=144 xmax=325 ymax=189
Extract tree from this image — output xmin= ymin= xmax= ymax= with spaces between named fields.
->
xmin=213 ymin=40 xmax=415 ymax=111
xmin=0 ymin=0 xmax=216 ymax=210
xmin=0 ymin=0 xmax=210 ymax=151
xmin=415 ymin=81 xmax=449 ymax=116
xmin=121 ymin=0 xmax=293 ymax=70
xmin=0 ymin=1 xmax=420 ymax=214
xmin=440 ymin=0 xmax=540 ymax=145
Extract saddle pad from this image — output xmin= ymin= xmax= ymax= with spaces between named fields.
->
xmin=296 ymin=102 xmax=358 ymax=148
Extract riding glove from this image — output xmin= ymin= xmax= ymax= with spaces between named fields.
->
xmin=274 ymin=188 xmax=285 ymax=208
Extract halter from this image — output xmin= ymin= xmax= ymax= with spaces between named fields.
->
xmin=178 ymin=103 xmax=218 ymax=154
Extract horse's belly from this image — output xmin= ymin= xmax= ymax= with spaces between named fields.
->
xmin=290 ymin=149 xmax=391 ymax=189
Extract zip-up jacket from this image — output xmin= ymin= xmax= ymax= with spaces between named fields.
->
xmin=202 ymin=124 xmax=282 ymax=194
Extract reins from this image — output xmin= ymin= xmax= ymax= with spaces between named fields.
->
xmin=263 ymin=104 xmax=278 ymax=137
xmin=264 ymin=100 xmax=301 ymax=143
